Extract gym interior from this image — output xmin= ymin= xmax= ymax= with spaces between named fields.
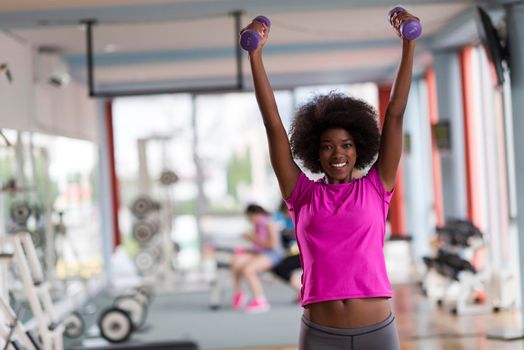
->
xmin=1 ymin=0 xmax=524 ymax=349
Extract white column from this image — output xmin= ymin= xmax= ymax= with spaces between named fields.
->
xmin=96 ymin=100 xmax=114 ymax=281
xmin=433 ymin=51 xmax=468 ymax=219
xmin=507 ymin=3 xmax=524 ymax=331
xmin=403 ymin=80 xmax=435 ymax=259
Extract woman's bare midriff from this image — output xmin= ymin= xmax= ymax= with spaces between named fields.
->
xmin=303 ymin=297 xmax=391 ymax=328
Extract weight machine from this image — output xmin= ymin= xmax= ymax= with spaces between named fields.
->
xmin=0 ymin=233 xmax=64 ymax=350
xmin=0 ymin=297 xmax=40 ymax=350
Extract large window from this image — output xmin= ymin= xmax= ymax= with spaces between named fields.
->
xmin=0 ymin=130 xmax=101 ymax=279
xmin=113 ymin=84 xmax=377 ymax=269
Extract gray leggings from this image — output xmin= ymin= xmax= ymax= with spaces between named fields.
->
xmin=299 ymin=313 xmax=400 ymax=350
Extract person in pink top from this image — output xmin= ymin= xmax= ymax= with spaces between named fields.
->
xmin=242 ymin=9 xmax=419 ymax=349
xmin=230 ymin=204 xmax=283 ymax=313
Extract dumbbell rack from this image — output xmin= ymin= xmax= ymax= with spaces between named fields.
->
xmin=0 ymin=232 xmax=64 ymax=350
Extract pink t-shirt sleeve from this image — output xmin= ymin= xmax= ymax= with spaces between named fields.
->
xmin=365 ymin=165 xmax=395 ymax=204
xmin=284 ymin=172 xmax=313 ymax=212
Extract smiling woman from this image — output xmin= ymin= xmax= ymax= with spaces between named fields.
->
xmin=243 ymin=7 xmax=418 ymax=348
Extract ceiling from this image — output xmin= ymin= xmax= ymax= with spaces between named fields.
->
xmin=0 ymin=0 xmax=511 ymax=96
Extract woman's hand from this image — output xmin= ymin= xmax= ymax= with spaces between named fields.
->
xmin=390 ymin=11 xmax=420 ymax=40
xmin=240 ymin=21 xmax=270 ymax=52
xmin=242 ymin=232 xmax=255 ymax=242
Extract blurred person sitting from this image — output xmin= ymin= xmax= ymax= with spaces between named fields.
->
xmin=231 ymin=203 xmax=283 ymax=313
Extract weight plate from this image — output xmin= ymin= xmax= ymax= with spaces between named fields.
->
xmin=134 ymin=285 xmax=154 ymax=304
xmin=54 ymin=222 xmax=66 ymax=235
xmin=130 ymin=196 xmax=153 ymax=218
xmin=132 ymin=292 xmax=148 ymax=306
xmin=114 ymin=295 xmax=148 ymax=330
xmin=159 ymin=170 xmax=179 ymax=186
xmin=132 ymin=221 xmax=155 ymax=245
xmin=134 ymin=250 xmax=158 ymax=275
xmin=10 ymin=202 xmax=31 ymax=226
xmin=98 ymin=307 xmax=133 ymax=343
xmin=63 ymin=311 xmax=85 ymax=338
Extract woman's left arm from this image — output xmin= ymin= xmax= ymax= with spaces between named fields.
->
xmin=377 ymin=12 xmax=418 ymax=191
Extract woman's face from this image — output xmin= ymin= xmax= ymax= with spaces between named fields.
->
xmin=247 ymin=213 xmax=263 ymax=224
xmin=318 ymin=128 xmax=357 ymax=184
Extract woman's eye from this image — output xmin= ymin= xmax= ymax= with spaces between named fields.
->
xmin=343 ymin=143 xmax=353 ymax=149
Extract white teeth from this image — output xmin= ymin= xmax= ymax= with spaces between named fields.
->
xmin=331 ymin=162 xmax=346 ymax=168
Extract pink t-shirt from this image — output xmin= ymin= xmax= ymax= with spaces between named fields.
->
xmin=252 ymin=215 xmax=270 ymax=252
xmin=284 ymin=165 xmax=394 ymax=307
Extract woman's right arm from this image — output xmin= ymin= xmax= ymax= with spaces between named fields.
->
xmin=246 ymin=22 xmax=300 ymax=199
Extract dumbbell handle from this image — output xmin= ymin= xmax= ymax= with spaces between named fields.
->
xmin=240 ymin=16 xmax=272 ymax=51
xmin=388 ymin=7 xmax=421 ymax=40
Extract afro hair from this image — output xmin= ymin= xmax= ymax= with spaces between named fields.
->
xmin=289 ymin=92 xmax=381 ymax=173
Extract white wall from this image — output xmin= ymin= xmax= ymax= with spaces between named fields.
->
xmin=34 ymin=81 xmax=98 ymax=142
xmin=0 ymin=32 xmax=34 ymax=131
xmin=0 ymin=30 xmax=98 ymax=142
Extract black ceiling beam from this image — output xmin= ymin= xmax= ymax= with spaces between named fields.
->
xmin=82 ymin=11 xmax=245 ymax=98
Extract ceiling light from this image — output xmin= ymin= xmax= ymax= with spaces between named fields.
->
xmin=104 ymin=44 xmax=117 ymax=53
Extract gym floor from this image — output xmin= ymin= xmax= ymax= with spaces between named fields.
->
xmin=223 ymin=283 xmax=523 ymax=350
xmin=66 ymin=279 xmax=523 ymax=350
xmin=61 ymin=239 xmax=521 ymax=350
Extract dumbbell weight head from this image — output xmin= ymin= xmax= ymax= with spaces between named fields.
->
xmin=388 ymin=7 xmax=421 ymax=40
xmin=240 ymin=15 xmax=271 ymax=51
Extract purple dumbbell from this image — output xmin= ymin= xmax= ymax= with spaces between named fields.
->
xmin=388 ymin=7 xmax=421 ymax=40
xmin=240 ymin=15 xmax=271 ymax=51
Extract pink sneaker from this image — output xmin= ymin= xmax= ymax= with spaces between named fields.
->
xmin=245 ymin=298 xmax=270 ymax=313
xmin=232 ymin=292 xmax=246 ymax=310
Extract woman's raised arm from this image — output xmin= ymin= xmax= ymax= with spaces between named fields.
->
xmin=244 ymin=20 xmax=300 ymax=199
